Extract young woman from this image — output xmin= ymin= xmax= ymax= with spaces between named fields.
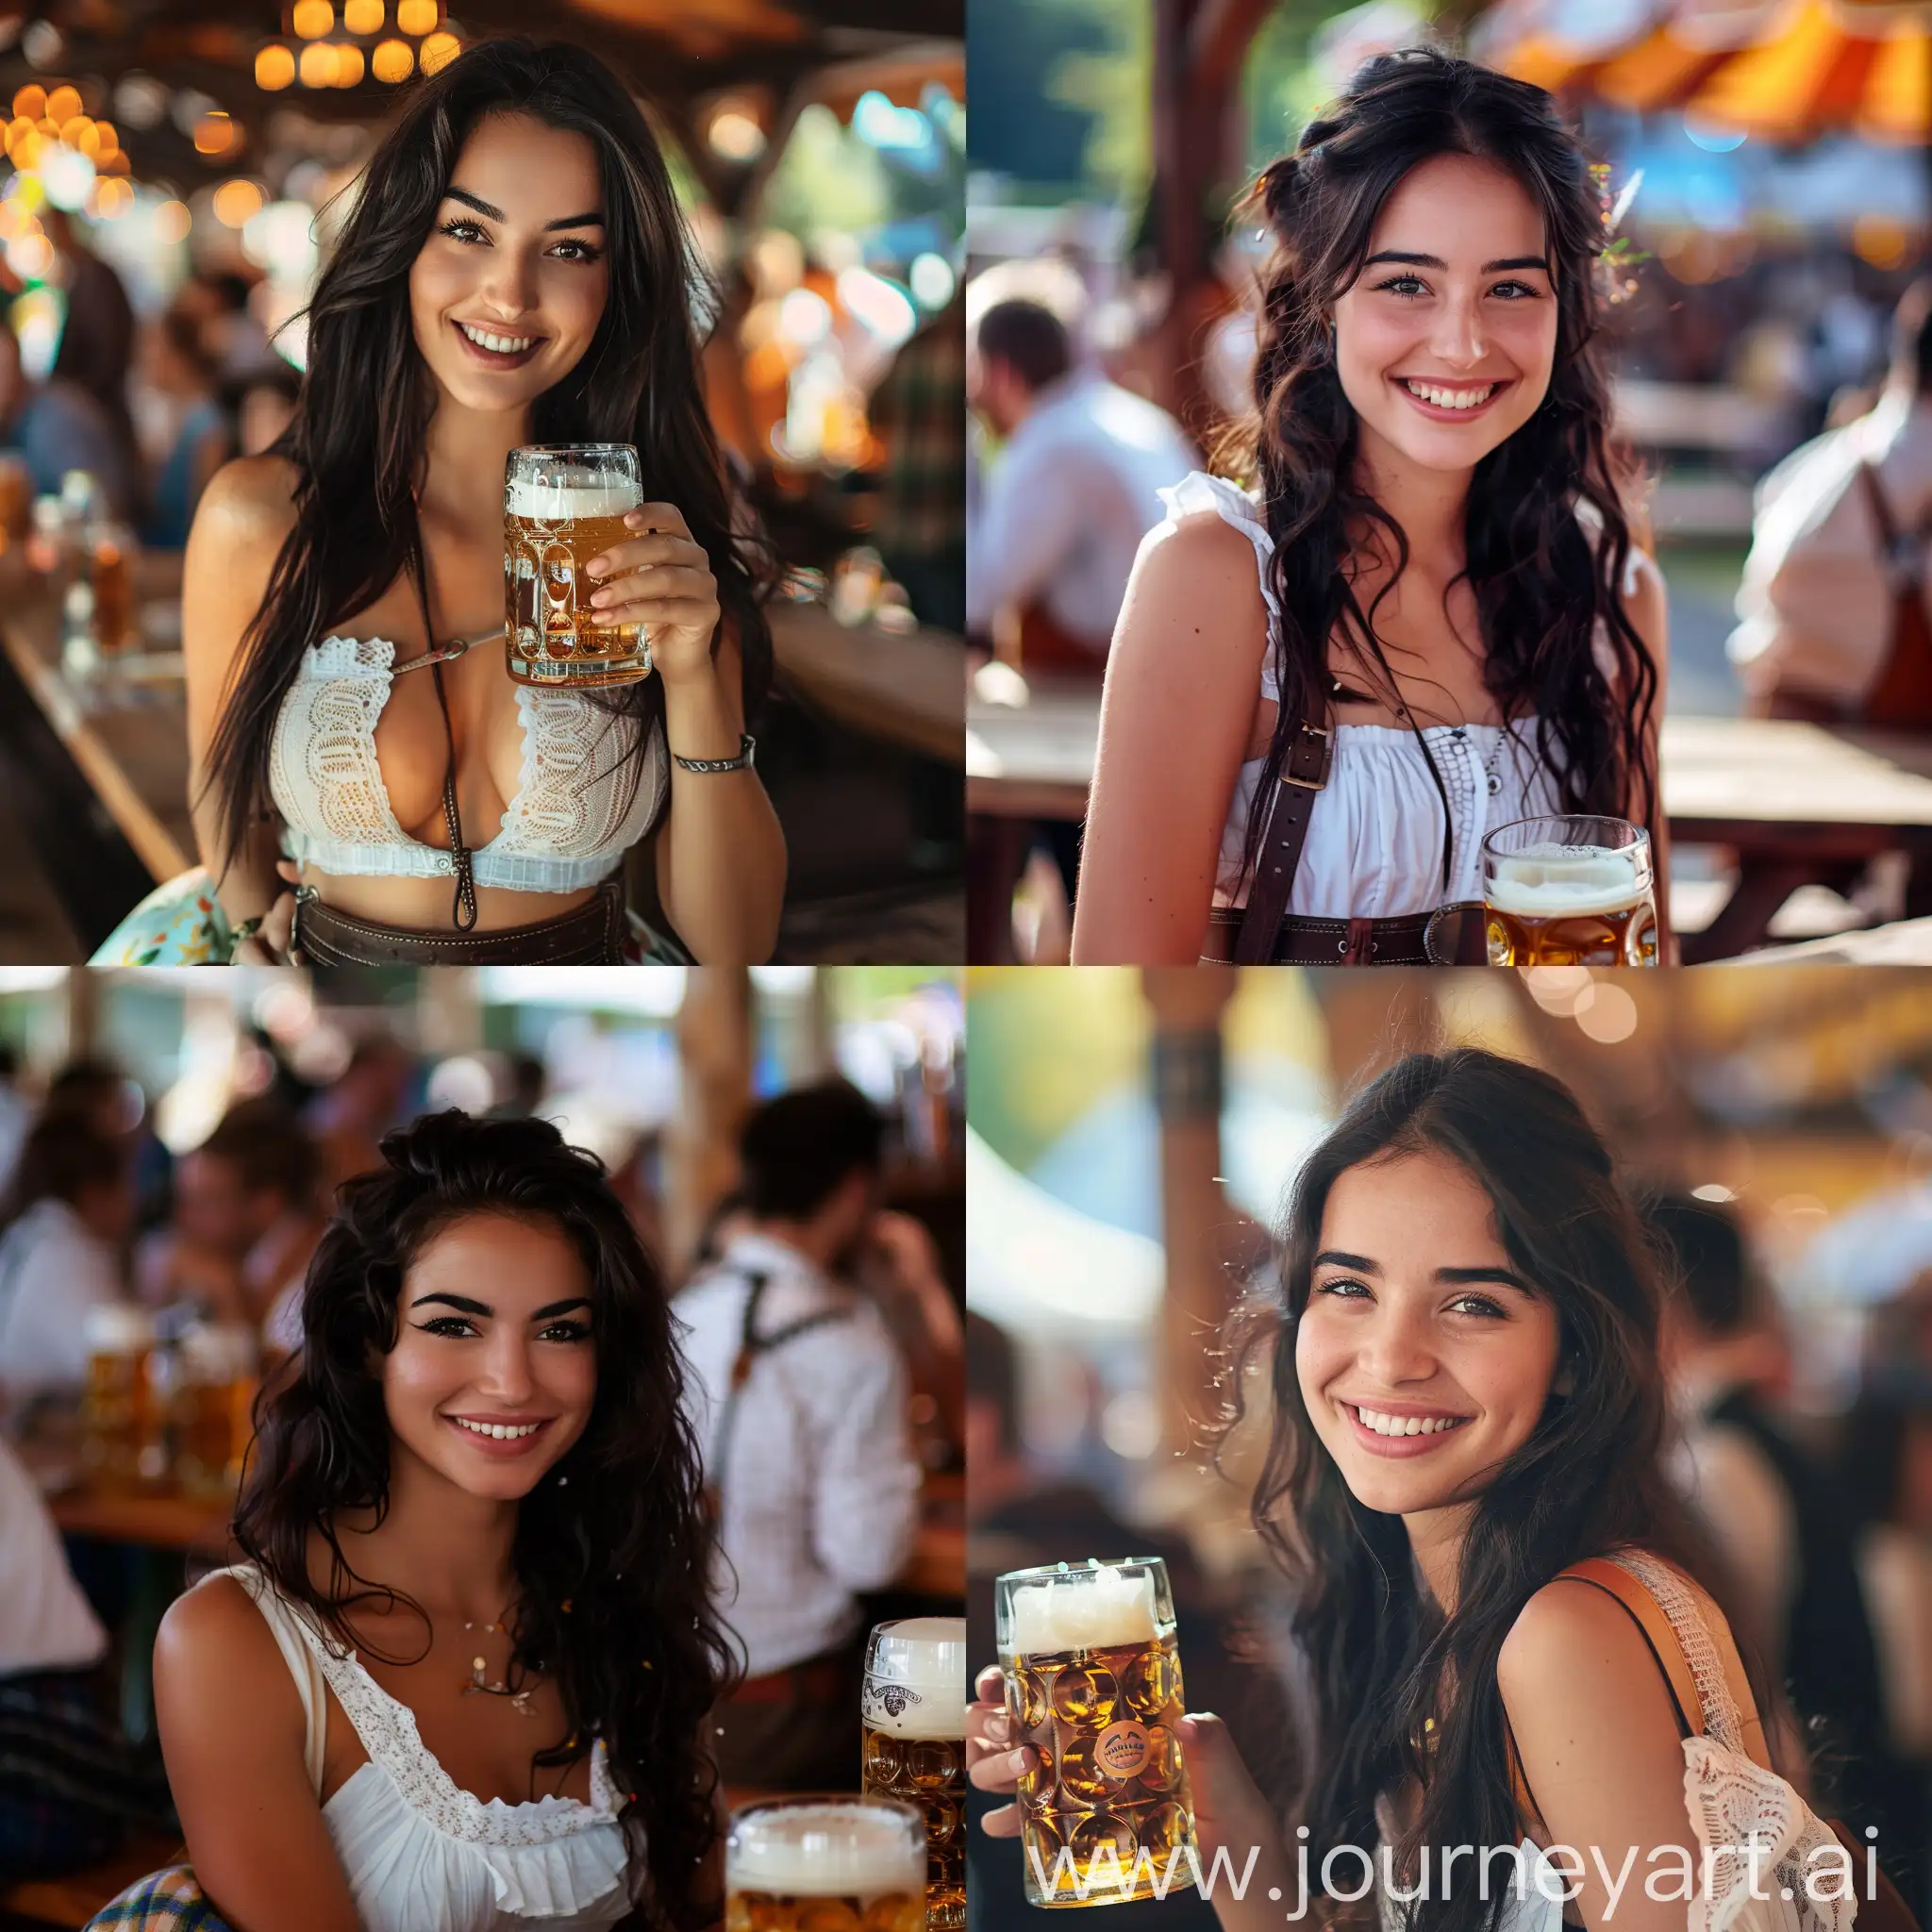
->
xmin=98 ymin=1108 xmax=734 ymax=1931
xmin=970 ymin=1050 xmax=1859 ymax=1932
xmin=1073 ymin=51 xmax=1670 ymax=966
xmin=95 ymin=37 xmax=784 ymax=967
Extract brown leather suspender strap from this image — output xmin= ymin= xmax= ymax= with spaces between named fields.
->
xmin=405 ymin=552 xmax=479 ymax=933
xmin=1229 ymin=716 xmax=1334 ymax=965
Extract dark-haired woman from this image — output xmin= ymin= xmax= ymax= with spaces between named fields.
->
xmin=970 ymin=1050 xmax=1859 ymax=1932
xmin=92 ymin=1110 xmax=733 ymax=1931
xmin=1073 ymin=50 xmax=1670 ymax=967
xmin=96 ymin=37 xmax=784 ymax=967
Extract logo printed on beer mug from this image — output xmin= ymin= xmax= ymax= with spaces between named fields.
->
xmin=1094 ymin=1720 xmax=1151 ymax=1781
xmin=863 ymin=1681 xmax=927 ymax=1724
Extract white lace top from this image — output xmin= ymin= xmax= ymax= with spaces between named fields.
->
xmin=268 ymin=638 xmax=668 ymax=893
xmin=221 ymin=1564 xmax=632 ymax=1932
xmin=1374 ymin=1549 xmax=1855 ymax=1932
xmin=1160 ymin=472 xmax=1647 ymax=919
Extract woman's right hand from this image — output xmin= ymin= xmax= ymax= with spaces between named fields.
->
xmin=233 ymin=860 xmax=300 ymax=964
xmin=966 ymin=1665 xmax=1030 ymax=1839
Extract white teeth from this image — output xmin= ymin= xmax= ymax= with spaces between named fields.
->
xmin=452 ymin=1417 xmax=541 ymax=1441
xmin=1352 ymin=1405 xmax=1468 ymax=1438
xmin=458 ymin=322 xmax=534 ymax=354
xmin=1404 ymin=379 xmax=1495 ymax=410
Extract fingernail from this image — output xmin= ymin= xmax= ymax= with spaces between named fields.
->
xmin=625 ymin=510 xmax=643 ymax=525
xmin=587 ymin=560 xmax=608 ymax=577
xmin=1006 ymin=1748 xmax=1032 ymax=1777
xmin=590 ymin=590 xmax=608 ymax=607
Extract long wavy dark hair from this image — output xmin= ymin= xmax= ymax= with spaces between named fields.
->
xmin=234 ymin=1109 xmax=736 ymax=1931
xmin=1224 ymin=49 xmax=1657 ymax=891
xmin=1222 ymin=1049 xmax=1777 ymax=1932
xmin=203 ymin=35 xmax=774 ymax=874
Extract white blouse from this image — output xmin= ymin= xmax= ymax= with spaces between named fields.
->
xmin=269 ymin=636 xmax=667 ymax=895
xmin=1159 ymin=472 xmax=1622 ymax=920
xmin=220 ymin=1564 xmax=632 ymax=1932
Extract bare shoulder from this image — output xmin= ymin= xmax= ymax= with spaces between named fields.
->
xmin=191 ymin=453 xmax=301 ymax=551
xmin=1115 ymin=504 xmax=1270 ymax=674
xmin=155 ymin=1570 xmax=301 ymax=1731
xmin=1499 ymin=1573 xmax=1658 ymax=1695
xmin=1135 ymin=503 xmax=1266 ymax=597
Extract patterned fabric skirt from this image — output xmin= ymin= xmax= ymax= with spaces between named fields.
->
xmin=83 ymin=1865 xmax=233 ymax=1930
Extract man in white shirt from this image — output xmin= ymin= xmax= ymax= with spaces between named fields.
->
xmin=1730 ymin=279 xmax=1932 ymax=714
xmin=677 ymin=1079 xmax=922 ymax=1790
xmin=966 ymin=296 xmax=1197 ymax=666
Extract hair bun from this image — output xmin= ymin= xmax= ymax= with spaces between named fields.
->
xmin=378 ymin=1108 xmax=566 ymax=1183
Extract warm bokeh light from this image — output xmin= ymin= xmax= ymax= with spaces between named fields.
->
xmin=93 ymin=118 xmax=116 ymax=157
xmin=43 ymin=85 xmax=81 ymax=126
xmin=91 ymin=177 xmax=131 ymax=218
xmin=371 ymin=38 xmax=413 ymax=81
xmin=1574 ymin=981 xmax=1640 ymax=1045
xmin=396 ymin=0 xmax=438 ymax=33
xmin=96 ymin=150 xmax=129 ymax=175
xmin=707 ymin=106 xmax=766 ymax=162
xmin=292 ymin=0 xmax=335 ymax=39
xmin=419 ymin=30 xmax=459 ymax=74
xmin=70 ymin=117 xmax=99 ymax=156
xmin=332 ymin=43 xmax=365 ymax=86
xmin=256 ymin=44 xmax=296 ymax=91
xmin=1852 ymin=211 xmax=1911 ymax=272
xmin=212 ymin=179 xmax=266 ymax=228
xmin=7 ymin=233 xmax=52 ymax=279
xmin=154 ymin=199 xmax=192 ymax=243
xmin=7 ymin=126 xmax=41 ymax=169
xmin=10 ymin=85 xmax=45 ymax=122
xmin=343 ymin=0 xmax=384 ymax=29
xmin=193 ymin=111 xmax=237 ymax=155
xmin=298 ymin=42 xmax=339 ymax=87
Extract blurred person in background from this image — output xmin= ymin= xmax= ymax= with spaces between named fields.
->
xmin=44 ymin=206 xmax=138 ymax=468
xmin=1841 ymin=1374 xmax=1932 ymax=1913
xmin=0 ymin=1041 xmax=27 ymax=1199
xmin=136 ymin=1097 xmax=323 ymax=1348
xmin=304 ymin=1035 xmax=415 ymax=1191
xmin=1731 ymin=277 xmax=1932 ymax=726
xmin=137 ymin=305 xmax=233 ymax=551
xmin=1648 ymin=1191 xmax=1911 ymax=1855
xmin=0 ymin=1431 xmax=170 ymax=1876
xmin=176 ymin=270 xmax=272 ymax=383
xmin=0 ymin=1109 xmax=133 ymax=1432
xmin=0 ymin=320 xmax=137 ymax=518
xmin=228 ymin=358 xmax=301 ymax=459
xmin=870 ymin=286 xmax=967 ymax=633
xmin=677 ymin=1078 xmax=922 ymax=1789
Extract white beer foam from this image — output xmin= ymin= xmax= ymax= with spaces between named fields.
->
xmin=728 ymin=1803 xmax=924 ymax=1898
xmin=506 ymin=478 xmax=639 ymax=522
xmin=1487 ymin=843 xmax=1646 ymax=920
xmin=1008 ymin=1567 xmax=1159 ymax=1655
xmin=866 ymin=1616 xmax=965 ymax=1739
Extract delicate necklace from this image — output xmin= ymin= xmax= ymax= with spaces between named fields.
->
xmin=458 ymin=1602 xmax=538 ymax=1717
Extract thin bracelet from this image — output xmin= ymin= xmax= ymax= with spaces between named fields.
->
xmin=672 ymin=732 xmax=756 ymax=774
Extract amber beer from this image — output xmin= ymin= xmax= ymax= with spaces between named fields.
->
xmin=1483 ymin=814 xmax=1659 ymax=968
xmin=995 ymin=1558 xmax=1196 ymax=1909
xmin=861 ymin=1618 xmax=966 ymax=1930
xmin=725 ymin=1796 xmax=925 ymax=1932
xmin=503 ymin=443 xmax=652 ymax=688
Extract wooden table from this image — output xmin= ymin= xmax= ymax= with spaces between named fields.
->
xmin=772 ymin=601 xmax=964 ymax=766
xmin=966 ymin=679 xmax=1932 ymax=963
xmin=48 ymin=1486 xmax=232 ymax=1555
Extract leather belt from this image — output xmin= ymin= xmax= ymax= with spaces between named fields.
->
xmin=291 ymin=876 xmax=625 ymax=965
xmin=727 ymin=1658 xmax=847 ymax=1707
xmin=1200 ymin=902 xmax=1489 ymax=966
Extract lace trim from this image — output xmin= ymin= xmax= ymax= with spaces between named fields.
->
xmin=273 ymin=1605 xmax=617 ymax=1847
xmin=1606 ymin=1549 xmax=1746 ymax=1753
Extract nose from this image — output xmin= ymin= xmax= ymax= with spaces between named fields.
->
xmin=474 ymin=245 xmax=538 ymax=324
xmin=1355 ymin=1301 xmax=1440 ymax=1391
xmin=1426 ymin=291 xmax=1488 ymax=373
xmin=473 ymin=1326 xmax=538 ymax=1406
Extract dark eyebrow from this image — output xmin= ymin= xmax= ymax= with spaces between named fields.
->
xmin=1313 ymin=1250 xmax=1380 ymax=1274
xmin=1438 ymin=1266 xmax=1537 ymax=1297
xmin=1363 ymin=250 xmax=1550 ymax=275
xmin=532 ymin=1297 xmax=592 ymax=1320
xmin=412 ymin=1291 xmax=491 ymax=1316
xmin=445 ymin=186 xmax=604 ymax=231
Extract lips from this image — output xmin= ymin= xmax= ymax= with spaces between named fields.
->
xmin=1339 ymin=1399 xmax=1474 ymax=1458
xmin=1394 ymin=376 xmax=1509 ymax=423
xmin=452 ymin=318 xmax=542 ymax=371
xmin=443 ymin=1413 xmax=553 ymax=1456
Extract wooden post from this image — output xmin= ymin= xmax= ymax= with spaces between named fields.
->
xmin=1141 ymin=965 xmax=1239 ymax=1462
xmin=667 ymin=968 xmax=754 ymax=1277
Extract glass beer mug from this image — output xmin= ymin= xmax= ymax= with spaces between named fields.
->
xmin=503 ymin=443 xmax=652 ymax=687
xmin=1482 ymin=814 xmax=1660 ymax=968
xmin=994 ymin=1557 xmax=1197 ymax=1908
xmin=861 ymin=1617 xmax=966 ymax=1929
xmin=725 ymin=1795 xmax=925 ymax=1932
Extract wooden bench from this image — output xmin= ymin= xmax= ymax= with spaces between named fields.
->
xmin=1 ymin=1834 xmax=181 ymax=1928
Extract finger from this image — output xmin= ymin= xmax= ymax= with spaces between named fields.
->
xmin=585 ymin=534 xmax=704 ymax=580
xmin=965 ymin=1708 xmax=1016 ymax=1754
xmin=974 ymin=1665 xmax=1007 ymax=1705
xmin=275 ymin=859 xmax=300 ymax=882
xmin=978 ymin=1801 xmax=1023 ymax=1840
xmin=967 ymin=1745 xmax=1033 ymax=1794
xmin=588 ymin=564 xmax=713 ymax=608
xmin=628 ymin=501 xmax=691 ymax=539
xmin=259 ymin=891 xmax=295 ymax=959
xmin=593 ymin=598 xmax=718 ymax=629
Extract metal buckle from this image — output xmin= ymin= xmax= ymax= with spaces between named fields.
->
xmin=1283 ymin=723 xmax=1334 ymax=791
xmin=1424 ymin=902 xmax=1486 ymax=966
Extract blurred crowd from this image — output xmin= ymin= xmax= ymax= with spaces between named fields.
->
xmin=0 ymin=213 xmax=298 ymax=548
xmin=967 ymin=1188 xmax=1932 ymax=1923
xmin=0 ymin=1033 xmax=964 ymax=1879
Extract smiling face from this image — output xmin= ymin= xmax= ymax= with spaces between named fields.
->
xmin=1294 ymin=1147 xmax=1563 ymax=1524
xmin=381 ymin=1209 xmax=598 ymax=1503
xmin=1330 ymin=152 xmax=1558 ymax=480
xmin=408 ymin=110 xmax=610 ymax=414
